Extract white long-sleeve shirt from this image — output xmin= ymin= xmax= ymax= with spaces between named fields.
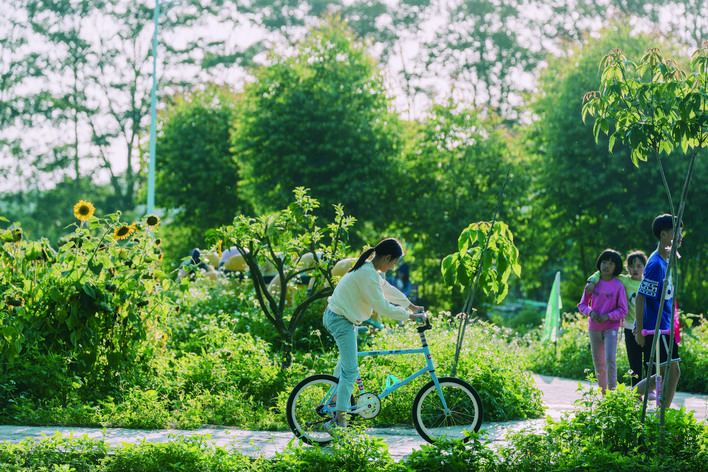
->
xmin=327 ymin=261 xmax=412 ymax=324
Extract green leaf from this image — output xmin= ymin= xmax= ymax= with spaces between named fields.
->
xmin=2 ymin=326 xmax=19 ymax=343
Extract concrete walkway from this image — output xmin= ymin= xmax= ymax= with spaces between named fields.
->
xmin=1 ymin=375 xmax=706 ymax=461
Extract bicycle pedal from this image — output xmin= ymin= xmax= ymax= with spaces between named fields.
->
xmin=315 ymin=404 xmax=336 ymax=417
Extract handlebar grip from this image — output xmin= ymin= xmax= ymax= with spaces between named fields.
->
xmin=641 ymin=329 xmax=672 ymax=336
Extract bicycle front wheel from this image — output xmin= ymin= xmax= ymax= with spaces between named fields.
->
xmin=412 ymin=376 xmax=483 ymax=443
xmin=286 ymin=374 xmax=339 ymax=446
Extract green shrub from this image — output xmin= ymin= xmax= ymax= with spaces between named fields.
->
xmin=167 ymin=280 xmax=331 ymax=353
xmin=674 ymin=316 xmax=708 ymax=394
xmin=488 ymin=299 xmax=547 ymax=335
xmin=99 ymin=388 xmax=170 ymax=429
xmin=0 ymin=393 xmax=707 ymax=472
xmin=0 ymin=209 xmax=173 ymax=405
xmin=1 ymin=396 xmax=101 ymax=427
xmin=405 ymin=433 xmax=497 ymax=471
xmin=524 ymin=314 xmax=595 ymax=380
xmin=525 ymin=313 xmax=708 ymax=394
xmin=524 ymin=314 xmax=634 ymax=384
xmin=104 ymin=435 xmax=263 ymax=472
xmin=270 ymin=428 xmax=404 ymax=472
xmin=0 ymin=433 xmax=109 ymax=472
xmin=499 ymin=383 xmax=708 ymax=471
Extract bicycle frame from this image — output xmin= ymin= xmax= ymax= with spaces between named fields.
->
xmin=322 ymin=320 xmax=452 ymax=415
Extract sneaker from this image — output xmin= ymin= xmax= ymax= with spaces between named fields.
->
xmin=648 ymin=391 xmax=657 ymax=401
xmin=323 ymin=418 xmax=348 ymax=437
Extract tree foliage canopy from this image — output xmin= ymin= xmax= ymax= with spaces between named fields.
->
xmin=527 ymin=26 xmax=687 ymax=298
xmin=233 ymin=16 xmax=401 ymax=228
xmin=155 ymin=85 xmax=247 ymax=252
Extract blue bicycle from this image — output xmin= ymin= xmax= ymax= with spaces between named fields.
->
xmin=286 ymin=317 xmax=484 ymax=445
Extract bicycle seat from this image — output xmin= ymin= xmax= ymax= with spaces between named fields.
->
xmin=416 ymin=318 xmax=432 ymax=333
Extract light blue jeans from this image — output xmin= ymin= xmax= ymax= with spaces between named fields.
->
xmin=323 ymin=307 xmax=358 ymax=411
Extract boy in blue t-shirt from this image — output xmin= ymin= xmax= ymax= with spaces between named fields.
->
xmin=634 ymin=214 xmax=681 ymax=406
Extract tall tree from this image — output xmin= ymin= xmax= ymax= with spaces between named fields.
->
xmin=0 ymin=3 xmax=47 ymax=197
xmin=233 ymin=16 xmax=402 ymax=228
xmin=155 ymin=84 xmax=247 ymax=254
xmin=23 ymin=0 xmax=97 ymax=198
xmin=425 ymin=0 xmax=542 ymax=115
xmin=391 ymin=101 xmax=529 ymax=310
xmin=527 ymin=25 xmax=687 ymax=301
xmin=1 ymin=0 xmax=248 ymax=218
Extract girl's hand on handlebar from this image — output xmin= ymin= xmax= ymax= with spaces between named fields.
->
xmin=408 ymin=303 xmax=424 ymax=313
xmin=409 ymin=312 xmax=427 ymax=323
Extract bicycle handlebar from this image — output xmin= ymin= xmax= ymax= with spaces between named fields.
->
xmin=641 ymin=329 xmax=672 ymax=336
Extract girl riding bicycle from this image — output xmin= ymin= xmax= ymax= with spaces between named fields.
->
xmin=323 ymin=238 xmax=424 ymax=430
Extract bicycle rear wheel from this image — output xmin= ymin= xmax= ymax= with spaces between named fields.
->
xmin=286 ymin=374 xmax=340 ymax=446
xmin=411 ymin=376 xmax=483 ymax=443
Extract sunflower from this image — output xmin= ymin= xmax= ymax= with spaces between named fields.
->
xmin=113 ymin=224 xmax=135 ymax=240
xmin=73 ymin=200 xmax=95 ymax=222
xmin=146 ymin=214 xmax=160 ymax=228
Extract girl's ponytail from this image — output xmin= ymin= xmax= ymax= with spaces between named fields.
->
xmin=350 ymin=248 xmax=376 ymax=272
xmin=349 ymin=238 xmax=404 ymax=272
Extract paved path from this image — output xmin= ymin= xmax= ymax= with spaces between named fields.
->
xmin=1 ymin=375 xmax=706 ymax=461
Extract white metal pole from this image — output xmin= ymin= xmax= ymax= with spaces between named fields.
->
xmin=147 ymin=0 xmax=160 ymax=215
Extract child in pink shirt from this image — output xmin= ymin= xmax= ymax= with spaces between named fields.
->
xmin=578 ymin=249 xmax=628 ymax=393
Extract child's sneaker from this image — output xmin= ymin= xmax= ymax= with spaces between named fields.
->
xmin=648 ymin=391 xmax=657 ymax=401
xmin=323 ymin=418 xmax=347 ymax=437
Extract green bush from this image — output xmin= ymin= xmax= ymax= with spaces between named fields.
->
xmin=499 ymin=383 xmax=708 ymax=471
xmin=105 ymin=435 xmax=262 ymax=472
xmin=270 ymin=428 xmax=405 ymax=472
xmin=99 ymin=388 xmax=170 ymax=429
xmin=0 ymin=209 xmax=173 ymax=404
xmin=405 ymin=434 xmax=497 ymax=471
xmin=1 ymin=396 xmax=101 ymax=427
xmin=0 ymin=433 xmax=110 ymax=472
xmin=167 ymin=279 xmax=331 ymax=353
xmin=0 ymin=391 xmax=707 ymax=472
xmin=674 ymin=316 xmax=708 ymax=394
xmin=488 ymin=299 xmax=547 ymax=335
xmin=524 ymin=314 xmax=635 ymax=384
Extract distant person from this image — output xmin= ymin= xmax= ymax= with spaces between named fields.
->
xmin=586 ymin=250 xmax=647 ymax=387
xmin=634 ymin=214 xmax=682 ymax=406
xmin=386 ymin=262 xmax=412 ymax=297
xmin=323 ymin=238 xmax=424 ymax=431
xmin=177 ymin=248 xmax=214 ymax=281
xmin=577 ymin=249 xmax=628 ymax=394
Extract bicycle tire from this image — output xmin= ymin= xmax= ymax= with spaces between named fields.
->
xmin=286 ymin=374 xmax=340 ymax=446
xmin=411 ymin=376 xmax=484 ymax=443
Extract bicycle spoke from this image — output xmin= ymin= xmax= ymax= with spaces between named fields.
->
xmin=412 ymin=377 xmax=483 ymax=443
xmin=286 ymin=375 xmax=340 ymax=446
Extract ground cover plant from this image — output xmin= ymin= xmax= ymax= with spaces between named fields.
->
xmin=0 ymin=383 xmax=705 ymax=471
